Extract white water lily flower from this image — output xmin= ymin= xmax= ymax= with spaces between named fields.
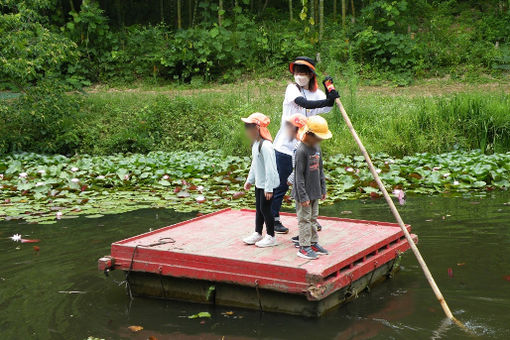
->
xmin=96 ymin=175 xmax=105 ymax=180
xmin=71 ymin=178 xmax=80 ymax=183
xmin=376 ymin=168 xmax=382 ymax=174
xmin=162 ymin=174 xmax=170 ymax=180
xmin=35 ymin=182 xmax=45 ymax=187
xmin=71 ymin=167 xmax=79 ymax=172
xmin=432 ymin=167 xmax=441 ymax=171
xmin=37 ymin=170 xmax=46 ymax=175
xmin=19 ymin=172 xmax=28 ymax=178
xmin=0 ymin=174 xmax=4 ymax=180
xmin=453 ymin=180 xmax=460 ymax=185
xmin=123 ymin=174 xmax=130 ymax=180
xmin=56 ymin=212 xmax=63 ymax=220
xmin=10 ymin=234 xmax=22 ymax=242
xmin=443 ymin=173 xmax=450 ymax=178
xmin=346 ymin=167 xmax=354 ymax=172
xmin=197 ymin=185 xmax=204 ymax=192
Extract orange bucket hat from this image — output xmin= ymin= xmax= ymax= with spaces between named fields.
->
xmin=287 ymin=114 xmax=308 ymax=141
xmin=286 ymin=113 xmax=308 ymax=128
xmin=241 ymin=112 xmax=273 ymax=142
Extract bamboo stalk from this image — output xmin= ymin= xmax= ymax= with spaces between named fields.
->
xmin=188 ymin=0 xmax=192 ymax=27
xmin=310 ymin=0 xmax=315 ymax=24
xmin=218 ymin=0 xmax=223 ymax=26
xmin=341 ymin=0 xmax=346 ymax=27
xmin=319 ymin=0 xmax=324 ymax=40
xmin=333 ymin=0 xmax=337 ymax=21
xmin=177 ymin=0 xmax=182 ymax=28
xmin=289 ymin=0 xmax=293 ymax=21
xmin=333 ymin=97 xmax=464 ymax=325
xmin=160 ymin=0 xmax=165 ymax=23
xmin=350 ymin=0 xmax=355 ymax=22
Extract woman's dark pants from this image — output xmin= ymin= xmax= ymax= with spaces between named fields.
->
xmin=271 ymin=151 xmax=293 ymax=221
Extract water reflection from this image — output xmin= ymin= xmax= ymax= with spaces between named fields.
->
xmin=1 ymin=193 xmax=510 ymax=339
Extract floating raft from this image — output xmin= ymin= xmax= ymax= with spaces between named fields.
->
xmin=99 ymin=208 xmax=417 ymax=317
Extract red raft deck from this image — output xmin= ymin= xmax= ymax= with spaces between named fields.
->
xmin=99 ymin=209 xmax=418 ymax=317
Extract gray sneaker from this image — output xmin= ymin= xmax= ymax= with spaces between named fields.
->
xmin=297 ymin=246 xmax=318 ymax=260
xmin=311 ymin=243 xmax=329 ymax=255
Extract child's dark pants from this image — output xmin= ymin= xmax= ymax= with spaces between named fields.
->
xmin=255 ymin=188 xmax=275 ymax=237
xmin=271 ymin=151 xmax=293 ymax=219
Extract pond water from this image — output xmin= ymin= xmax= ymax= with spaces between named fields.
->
xmin=1 ymin=193 xmax=510 ymax=340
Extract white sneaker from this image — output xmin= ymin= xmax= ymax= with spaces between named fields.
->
xmin=243 ymin=232 xmax=263 ymax=245
xmin=255 ymin=234 xmax=277 ymax=248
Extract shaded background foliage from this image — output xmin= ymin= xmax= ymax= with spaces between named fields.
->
xmin=1 ymin=0 xmax=510 ymax=89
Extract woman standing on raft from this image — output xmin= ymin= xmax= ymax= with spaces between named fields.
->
xmin=272 ymin=56 xmax=340 ymax=233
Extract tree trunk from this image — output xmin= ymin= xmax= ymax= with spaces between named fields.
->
xmin=160 ymin=0 xmax=165 ymax=23
xmin=333 ymin=0 xmax=337 ymax=21
xmin=69 ymin=0 xmax=76 ymax=12
xmin=188 ymin=0 xmax=192 ymax=27
xmin=218 ymin=0 xmax=223 ymax=26
xmin=310 ymin=0 xmax=315 ymax=24
xmin=261 ymin=0 xmax=269 ymax=14
xmin=351 ymin=0 xmax=355 ymax=22
xmin=319 ymin=0 xmax=324 ymax=40
xmin=341 ymin=0 xmax=346 ymax=27
xmin=177 ymin=0 xmax=182 ymax=28
xmin=192 ymin=0 xmax=198 ymax=26
xmin=313 ymin=0 xmax=319 ymax=23
xmin=289 ymin=0 xmax=293 ymax=21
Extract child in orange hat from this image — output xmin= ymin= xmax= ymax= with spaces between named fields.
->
xmin=241 ymin=113 xmax=280 ymax=248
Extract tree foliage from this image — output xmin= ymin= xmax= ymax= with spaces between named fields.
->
xmin=0 ymin=0 xmax=509 ymax=88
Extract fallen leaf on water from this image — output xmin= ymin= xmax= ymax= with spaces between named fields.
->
xmin=33 ymin=246 xmax=40 ymax=252
xmin=128 ymin=325 xmax=143 ymax=332
xmin=341 ymin=210 xmax=352 ymax=215
xmin=425 ymin=219 xmax=433 ymax=222
xmin=58 ymin=290 xmax=86 ymax=294
xmin=148 ymin=336 xmax=158 ymax=340
xmin=224 ymin=311 xmax=234 ymax=316
xmin=447 ymin=268 xmax=453 ymax=278
xmin=503 ymin=275 xmax=510 ymax=282
xmin=188 ymin=311 xmax=211 ymax=319
xmin=21 ymin=238 xmax=40 ymax=243
xmin=457 ymin=263 xmax=465 ymax=266
xmin=200 ymin=320 xmax=206 ymax=324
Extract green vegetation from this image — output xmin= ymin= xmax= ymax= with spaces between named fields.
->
xmin=1 ymin=83 xmax=510 ymax=157
xmin=1 ymin=0 xmax=510 ymax=90
xmin=1 ymin=150 xmax=508 ymax=223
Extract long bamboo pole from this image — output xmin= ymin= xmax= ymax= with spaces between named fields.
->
xmin=333 ymin=97 xmax=463 ymax=325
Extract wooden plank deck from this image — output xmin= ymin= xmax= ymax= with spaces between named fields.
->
xmin=102 ymin=209 xmax=416 ymax=302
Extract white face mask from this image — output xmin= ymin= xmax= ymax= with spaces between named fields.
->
xmin=294 ymin=74 xmax=310 ymax=87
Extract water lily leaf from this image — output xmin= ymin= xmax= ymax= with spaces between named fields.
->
xmin=188 ymin=312 xmax=211 ymax=319
xmin=85 ymin=214 xmax=104 ymax=218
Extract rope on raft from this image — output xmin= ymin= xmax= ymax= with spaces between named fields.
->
xmin=122 ymin=237 xmax=177 ymax=301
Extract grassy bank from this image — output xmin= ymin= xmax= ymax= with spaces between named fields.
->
xmin=1 ymin=82 xmax=510 ymax=157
